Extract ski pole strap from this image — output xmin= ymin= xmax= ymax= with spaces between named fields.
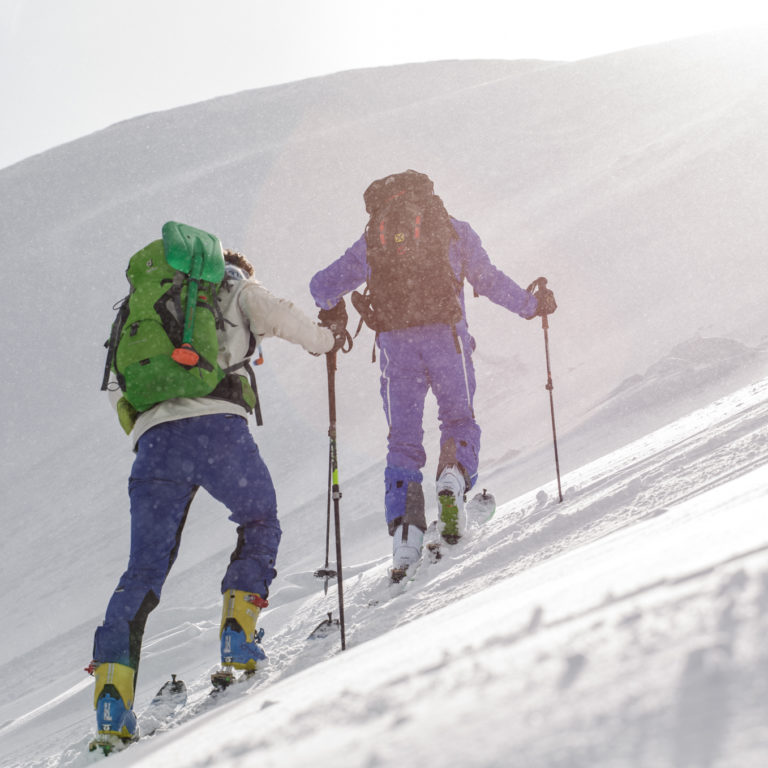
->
xmin=222 ymin=356 xmax=263 ymax=426
xmin=526 ymin=276 xmax=548 ymax=294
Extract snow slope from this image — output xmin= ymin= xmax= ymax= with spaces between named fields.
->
xmin=1 ymin=29 xmax=768 ymax=768
xmin=2 ymin=372 xmax=768 ymax=767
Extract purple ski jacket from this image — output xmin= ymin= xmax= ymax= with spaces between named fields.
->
xmin=310 ymin=218 xmax=538 ymax=335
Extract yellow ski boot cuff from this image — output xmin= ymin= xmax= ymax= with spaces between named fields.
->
xmin=93 ymin=662 xmax=135 ymax=710
xmin=220 ymin=589 xmax=268 ymax=643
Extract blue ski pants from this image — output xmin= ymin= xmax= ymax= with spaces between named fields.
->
xmin=93 ymin=414 xmax=281 ymax=671
xmin=378 ymin=325 xmax=480 ymax=530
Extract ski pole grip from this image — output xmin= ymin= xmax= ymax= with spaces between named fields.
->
xmin=526 ymin=276 xmax=553 ymax=327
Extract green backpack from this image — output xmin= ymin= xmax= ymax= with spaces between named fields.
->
xmin=102 ymin=222 xmax=257 ymax=433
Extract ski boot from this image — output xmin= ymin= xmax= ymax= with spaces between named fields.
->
xmin=213 ymin=590 xmax=268 ymax=690
xmin=88 ymin=661 xmax=138 ymax=755
xmin=390 ymin=522 xmax=424 ymax=583
xmin=436 ymin=464 xmax=467 ymax=545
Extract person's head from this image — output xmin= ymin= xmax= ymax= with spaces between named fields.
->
xmin=224 ymin=249 xmax=254 ymax=278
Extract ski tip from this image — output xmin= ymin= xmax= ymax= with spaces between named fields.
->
xmin=308 ymin=616 xmax=341 ymax=640
xmin=466 ymin=489 xmax=497 ymax=524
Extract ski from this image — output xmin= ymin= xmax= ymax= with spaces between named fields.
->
xmin=88 ymin=674 xmax=187 ymax=755
xmin=308 ymin=611 xmax=341 ymax=640
xmin=140 ymin=673 xmax=188 ymax=738
xmin=155 ymin=665 xmax=259 ymax=731
xmin=466 ymin=489 xmax=496 ymax=525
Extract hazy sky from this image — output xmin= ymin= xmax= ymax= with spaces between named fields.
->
xmin=2 ymin=0 xmax=767 ymax=169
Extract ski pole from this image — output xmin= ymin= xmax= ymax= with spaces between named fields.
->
xmin=314 ymin=441 xmax=335 ymax=596
xmin=528 ymin=277 xmax=564 ymax=503
xmin=312 ymin=376 xmax=339 ymax=601
xmin=325 ymin=349 xmax=346 ymax=649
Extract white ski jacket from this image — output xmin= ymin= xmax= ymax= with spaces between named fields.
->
xmin=110 ymin=271 xmax=334 ymax=447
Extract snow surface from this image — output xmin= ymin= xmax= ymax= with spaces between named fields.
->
xmin=1 ymin=30 xmax=768 ymax=768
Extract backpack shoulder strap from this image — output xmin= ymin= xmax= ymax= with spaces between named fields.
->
xmin=101 ymin=297 xmax=130 ymax=391
xmin=220 ymin=331 xmax=263 ymax=426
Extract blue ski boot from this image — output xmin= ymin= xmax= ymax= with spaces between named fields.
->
xmin=213 ymin=590 xmax=268 ymax=690
xmin=88 ymin=662 xmax=138 ymax=754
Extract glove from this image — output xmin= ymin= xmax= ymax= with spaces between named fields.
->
xmin=525 ymin=277 xmax=557 ymax=319
xmin=533 ymin=288 xmax=557 ymax=317
xmin=318 ymin=298 xmax=351 ymax=353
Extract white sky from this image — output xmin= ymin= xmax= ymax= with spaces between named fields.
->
xmin=2 ymin=0 xmax=767 ymax=170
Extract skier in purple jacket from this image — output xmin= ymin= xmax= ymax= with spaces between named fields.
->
xmin=311 ymin=171 xmax=556 ymax=581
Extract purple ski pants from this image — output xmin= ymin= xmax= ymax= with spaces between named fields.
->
xmin=378 ymin=325 xmax=480 ymax=530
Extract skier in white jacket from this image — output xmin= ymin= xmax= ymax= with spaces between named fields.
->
xmin=89 ymin=247 xmax=344 ymax=749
